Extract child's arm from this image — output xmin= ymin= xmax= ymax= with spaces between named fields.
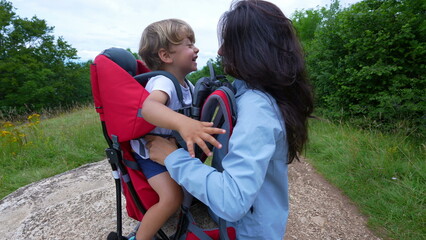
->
xmin=142 ymin=90 xmax=225 ymax=157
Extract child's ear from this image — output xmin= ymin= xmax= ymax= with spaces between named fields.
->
xmin=158 ymin=48 xmax=173 ymax=64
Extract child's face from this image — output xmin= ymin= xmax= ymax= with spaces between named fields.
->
xmin=168 ymin=37 xmax=199 ymax=75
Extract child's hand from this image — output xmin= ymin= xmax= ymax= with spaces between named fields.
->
xmin=177 ymin=119 xmax=226 ymax=158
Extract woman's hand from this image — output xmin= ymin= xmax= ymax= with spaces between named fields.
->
xmin=144 ymin=135 xmax=178 ymax=166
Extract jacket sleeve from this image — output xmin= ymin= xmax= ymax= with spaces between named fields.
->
xmin=165 ymin=91 xmax=280 ymax=222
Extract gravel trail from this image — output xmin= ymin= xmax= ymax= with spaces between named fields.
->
xmin=0 ymin=159 xmax=381 ymax=240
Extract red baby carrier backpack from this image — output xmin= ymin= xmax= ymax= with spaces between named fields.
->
xmin=90 ymin=48 xmax=237 ymax=240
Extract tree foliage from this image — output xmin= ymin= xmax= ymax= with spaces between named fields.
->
xmin=293 ymin=0 xmax=426 ymax=135
xmin=187 ymin=56 xmax=226 ymax=84
xmin=0 ymin=0 xmax=91 ymax=115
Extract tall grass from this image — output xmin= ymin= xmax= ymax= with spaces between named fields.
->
xmin=0 ymin=106 xmax=106 ymax=199
xmin=305 ymin=118 xmax=426 ymax=240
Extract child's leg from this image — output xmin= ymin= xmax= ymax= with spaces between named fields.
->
xmin=136 ymin=171 xmax=183 ymax=240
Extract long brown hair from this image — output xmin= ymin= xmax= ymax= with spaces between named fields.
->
xmin=218 ymin=0 xmax=314 ymax=163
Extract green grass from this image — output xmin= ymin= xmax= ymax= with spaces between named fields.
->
xmin=305 ymin=118 xmax=425 ymax=240
xmin=1 ymin=108 xmax=425 ymax=240
xmin=0 ymin=106 xmax=106 ymax=199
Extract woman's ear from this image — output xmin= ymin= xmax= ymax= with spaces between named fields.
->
xmin=158 ymin=48 xmax=173 ymax=64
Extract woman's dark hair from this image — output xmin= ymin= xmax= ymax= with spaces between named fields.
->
xmin=218 ymin=0 xmax=314 ymax=163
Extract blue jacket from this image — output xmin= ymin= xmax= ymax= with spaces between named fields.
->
xmin=165 ymin=79 xmax=289 ymax=239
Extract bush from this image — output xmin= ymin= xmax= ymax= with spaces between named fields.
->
xmin=294 ymin=0 xmax=426 ymax=136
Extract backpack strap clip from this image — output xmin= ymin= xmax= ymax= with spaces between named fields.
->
xmin=177 ymin=106 xmax=192 ymax=117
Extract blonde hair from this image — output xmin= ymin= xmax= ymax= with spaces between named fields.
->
xmin=139 ymin=19 xmax=195 ymax=70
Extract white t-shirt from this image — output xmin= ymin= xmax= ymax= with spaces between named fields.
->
xmin=130 ymin=75 xmax=193 ymax=159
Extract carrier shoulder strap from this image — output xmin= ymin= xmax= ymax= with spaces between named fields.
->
xmin=192 ymin=84 xmax=237 ymax=162
xmin=201 ymin=85 xmax=237 ymax=133
xmin=134 ymin=71 xmax=189 ymax=107
xmin=172 ymin=83 xmax=237 ymax=160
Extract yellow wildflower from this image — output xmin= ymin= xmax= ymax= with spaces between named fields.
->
xmin=1 ymin=130 xmax=11 ymax=136
xmin=2 ymin=122 xmax=14 ymax=128
xmin=28 ymin=113 xmax=41 ymax=120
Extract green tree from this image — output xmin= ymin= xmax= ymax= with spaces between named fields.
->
xmin=0 ymin=0 xmax=91 ymax=115
xmin=301 ymin=0 xmax=426 ymax=134
xmin=292 ymin=8 xmax=323 ymax=46
xmin=187 ymin=56 xmax=226 ymax=84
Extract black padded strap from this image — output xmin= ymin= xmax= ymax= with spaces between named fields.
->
xmin=185 ymin=224 xmax=213 ymax=240
xmin=123 ymin=159 xmax=141 ymax=171
xmin=219 ymin=218 xmax=230 ymax=240
xmin=178 ymin=211 xmax=212 ymax=240
xmin=134 ymin=71 xmax=185 ymax=106
xmin=218 ymin=86 xmax=237 ymax=124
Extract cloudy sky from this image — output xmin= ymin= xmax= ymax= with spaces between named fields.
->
xmin=12 ymin=0 xmax=360 ymax=69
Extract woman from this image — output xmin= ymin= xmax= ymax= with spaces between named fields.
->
xmin=145 ymin=0 xmax=314 ymax=239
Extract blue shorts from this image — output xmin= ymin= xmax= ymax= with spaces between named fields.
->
xmin=132 ymin=152 xmax=167 ymax=179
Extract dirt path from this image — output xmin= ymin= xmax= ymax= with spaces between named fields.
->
xmin=0 ymin=159 xmax=381 ymax=240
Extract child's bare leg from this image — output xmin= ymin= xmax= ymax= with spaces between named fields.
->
xmin=136 ymin=171 xmax=183 ymax=240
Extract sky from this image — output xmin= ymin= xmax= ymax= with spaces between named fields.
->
xmin=11 ymin=0 xmax=360 ymax=69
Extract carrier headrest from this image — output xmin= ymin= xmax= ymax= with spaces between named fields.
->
xmin=101 ymin=47 xmax=137 ymax=76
